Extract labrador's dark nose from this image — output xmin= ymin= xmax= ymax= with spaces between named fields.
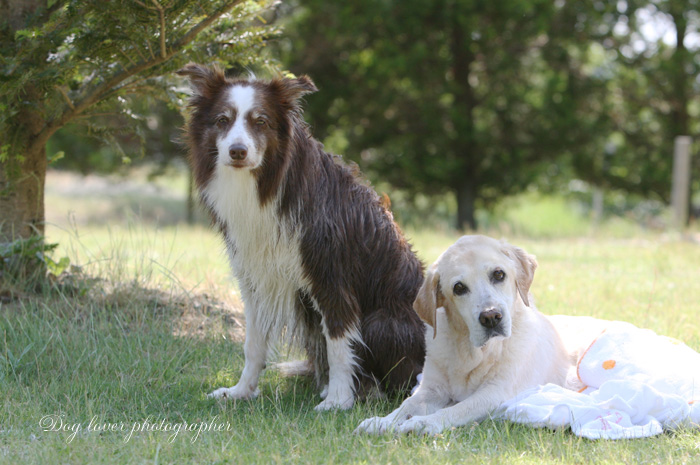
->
xmin=479 ymin=309 xmax=502 ymax=329
xmin=229 ymin=144 xmax=248 ymax=161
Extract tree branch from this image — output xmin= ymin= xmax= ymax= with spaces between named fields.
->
xmin=173 ymin=1 xmax=241 ymax=51
xmin=144 ymin=34 xmax=156 ymax=60
xmin=151 ymin=0 xmax=168 ymax=59
xmin=117 ymin=47 xmax=137 ymax=67
xmin=73 ymin=112 xmax=124 ymax=120
xmin=35 ymin=0 xmax=244 ymax=150
xmin=55 ymin=86 xmax=75 ymax=110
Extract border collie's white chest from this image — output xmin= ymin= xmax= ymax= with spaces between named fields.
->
xmin=202 ymin=169 xmax=306 ymax=312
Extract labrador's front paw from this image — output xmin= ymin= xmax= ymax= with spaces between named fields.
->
xmin=397 ymin=415 xmax=445 ymax=436
xmin=354 ymin=416 xmax=396 ymax=435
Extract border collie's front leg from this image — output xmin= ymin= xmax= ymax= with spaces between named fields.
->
xmin=208 ymin=302 xmax=269 ymax=400
xmin=314 ymin=323 xmax=357 ymax=411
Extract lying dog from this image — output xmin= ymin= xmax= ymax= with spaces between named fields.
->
xmin=177 ymin=64 xmax=425 ymax=410
xmin=356 ymin=235 xmax=608 ymax=435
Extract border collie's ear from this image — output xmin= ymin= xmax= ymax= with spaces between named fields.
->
xmin=276 ymin=75 xmax=318 ymax=105
xmin=177 ymin=63 xmax=227 ymax=99
xmin=413 ymin=264 xmax=444 ymax=338
xmin=503 ymin=244 xmax=538 ymax=307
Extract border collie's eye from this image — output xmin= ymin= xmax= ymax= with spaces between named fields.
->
xmin=492 ymin=269 xmax=505 ymax=282
xmin=215 ymin=116 xmax=229 ymax=127
xmin=453 ymin=281 xmax=468 ymax=296
xmin=255 ymin=117 xmax=267 ymax=127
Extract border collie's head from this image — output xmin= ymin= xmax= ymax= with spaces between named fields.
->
xmin=177 ymin=63 xmax=317 ymax=190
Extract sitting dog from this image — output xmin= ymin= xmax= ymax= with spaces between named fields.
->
xmin=177 ymin=64 xmax=426 ymax=410
xmin=356 ymin=235 xmax=608 ymax=434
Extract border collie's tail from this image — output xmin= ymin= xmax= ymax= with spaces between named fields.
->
xmin=273 ymin=359 xmax=315 ymax=377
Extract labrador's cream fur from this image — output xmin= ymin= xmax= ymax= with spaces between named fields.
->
xmin=356 ymin=235 xmax=608 ymax=435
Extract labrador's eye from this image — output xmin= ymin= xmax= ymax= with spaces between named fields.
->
xmin=492 ymin=269 xmax=505 ymax=282
xmin=453 ymin=281 xmax=469 ymax=296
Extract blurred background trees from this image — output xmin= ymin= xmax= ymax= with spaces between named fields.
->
xmin=8 ymin=0 xmax=699 ymax=234
xmin=280 ymin=0 xmax=570 ymax=230
xmin=278 ymin=0 xmax=699 ymax=229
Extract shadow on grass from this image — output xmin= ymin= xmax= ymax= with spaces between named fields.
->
xmin=1 ymin=275 xmax=251 ymax=413
xmin=0 ymin=270 xmax=332 ymax=408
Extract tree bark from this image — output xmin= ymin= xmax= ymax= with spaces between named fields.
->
xmin=0 ymin=79 xmax=47 ymax=243
xmin=0 ymin=146 xmax=47 ymax=242
xmin=456 ymin=181 xmax=477 ymax=231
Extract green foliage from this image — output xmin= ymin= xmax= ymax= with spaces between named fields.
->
xmin=0 ymin=0 xmax=280 ymax=165
xmin=0 ymin=144 xmax=9 ymax=163
xmin=279 ymin=0 xmax=581 ymax=228
xmin=542 ymin=0 xmax=700 ymax=202
xmin=279 ymin=0 xmax=700 ymax=228
xmin=0 ymin=235 xmax=70 ymax=284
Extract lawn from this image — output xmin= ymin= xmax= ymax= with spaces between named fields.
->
xmin=1 ymin=170 xmax=700 ymax=464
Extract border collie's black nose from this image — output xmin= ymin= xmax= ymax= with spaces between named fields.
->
xmin=229 ymin=144 xmax=248 ymax=161
xmin=479 ymin=309 xmax=502 ymax=329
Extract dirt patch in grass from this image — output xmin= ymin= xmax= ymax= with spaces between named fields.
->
xmin=170 ymin=290 xmax=245 ymax=341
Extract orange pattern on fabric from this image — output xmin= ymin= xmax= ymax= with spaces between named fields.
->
xmin=602 ymin=360 xmax=616 ymax=370
xmin=576 ymin=328 xmax=609 ymax=384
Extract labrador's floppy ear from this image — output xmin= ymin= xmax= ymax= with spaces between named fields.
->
xmin=413 ymin=264 xmax=444 ymax=338
xmin=504 ymin=244 xmax=538 ymax=307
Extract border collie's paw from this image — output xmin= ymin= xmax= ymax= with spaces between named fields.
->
xmin=207 ymin=385 xmax=259 ymax=401
xmin=354 ymin=416 xmax=395 ymax=435
xmin=397 ymin=415 xmax=444 ymax=436
xmin=314 ymin=396 xmax=354 ymax=411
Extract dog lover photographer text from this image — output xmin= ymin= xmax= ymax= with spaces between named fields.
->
xmin=39 ymin=414 xmax=232 ymax=443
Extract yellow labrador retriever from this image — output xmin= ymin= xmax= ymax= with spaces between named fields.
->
xmin=356 ymin=235 xmax=606 ymax=435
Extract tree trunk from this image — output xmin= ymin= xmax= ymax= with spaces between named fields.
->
xmin=670 ymin=5 xmax=689 ymax=138
xmin=456 ymin=181 xmax=477 ymax=231
xmin=1 ymin=79 xmax=47 ymax=244
xmin=449 ymin=2 xmax=479 ymax=231
xmin=669 ymin=4 xmax=691 ymax=224
xmin=1 ymin=0 xmax=48 ymax=244
xmin=0 ymin=145 xmax=47 ymax=243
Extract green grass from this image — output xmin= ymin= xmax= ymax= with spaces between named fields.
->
xmin=1 ymin=170 xmax=700 ymax=464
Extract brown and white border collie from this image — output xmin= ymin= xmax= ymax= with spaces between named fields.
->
xmin=177 ymin=63 xmax=426 ymax=410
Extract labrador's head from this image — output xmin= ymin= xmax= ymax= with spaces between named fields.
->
xmin=413 ymin=235 xmax=537 ymax=348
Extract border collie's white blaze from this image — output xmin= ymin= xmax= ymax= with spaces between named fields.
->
xmin=178 ymin=63 xmax=426 ymax=410
xmin=214 ymin=86 xmax=264 ymax=170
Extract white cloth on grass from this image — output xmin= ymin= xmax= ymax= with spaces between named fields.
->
xmin=496 ymin=322 xmax=700 ymax=439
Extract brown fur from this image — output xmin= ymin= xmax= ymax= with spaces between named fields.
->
xmin=178 ymin=64 xmax=426 ymax=395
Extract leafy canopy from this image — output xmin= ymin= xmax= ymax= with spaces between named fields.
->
xmin=0 ymin=0 xmax=279 ymax=163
